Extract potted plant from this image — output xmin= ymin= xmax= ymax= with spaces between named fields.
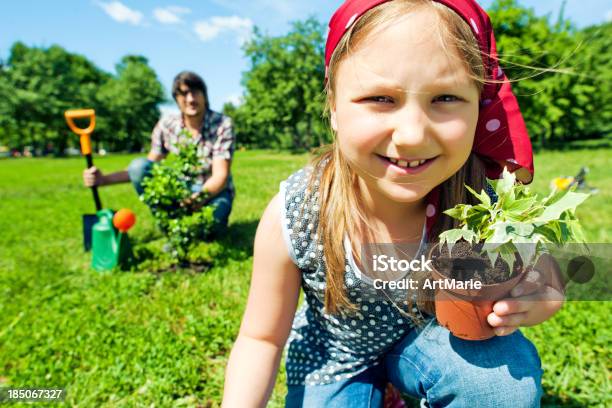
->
xmin=430 ymin=168 xmax=589 ymax=340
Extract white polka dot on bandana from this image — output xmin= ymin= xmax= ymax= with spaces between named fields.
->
xmin=497 ymin=67 xmax=504 ymax=78
xmin=426 ymin=204 xmax=436 ymax=218
xmin=507 ymin=158 xmax=518 ymax=164
xmin=346 ymin=13 xmax=358 ymax=29
xmin=486 ymin=119 xmax=501 ymax=132
xmin=470 ymin=18 xmax=479 ymax=34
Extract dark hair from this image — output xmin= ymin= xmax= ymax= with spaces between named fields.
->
xmin=171 ymin=71 xmax=209 ymax=110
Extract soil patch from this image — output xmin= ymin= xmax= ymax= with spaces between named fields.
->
xmin=431 ymin=241 xmax=522 ymax=284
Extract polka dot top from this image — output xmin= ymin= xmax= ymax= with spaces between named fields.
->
xmin=280 ymin=167 xmax=430 ymax=386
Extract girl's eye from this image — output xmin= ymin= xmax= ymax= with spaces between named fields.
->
xmin=433 ymin=95 xmax=461 ymax=103
xmin=366 ymin=96 xmax=394 ymax=104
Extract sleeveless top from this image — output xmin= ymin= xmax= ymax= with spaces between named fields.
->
xmin=280 ymin=167 xmax=431 ymax=386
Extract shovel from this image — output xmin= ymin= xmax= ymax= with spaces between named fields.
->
xmin=64 ymin=109 xmax=102 ymax=251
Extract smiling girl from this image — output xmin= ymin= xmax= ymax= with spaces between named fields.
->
xmin=223 ymin=1 xmax=563 ymax=406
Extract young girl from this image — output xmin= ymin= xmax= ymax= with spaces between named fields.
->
xmin=223 ymin=0 xmax=564 ymax=406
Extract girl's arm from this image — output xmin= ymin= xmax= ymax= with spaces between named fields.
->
xmin=222 ymin=193 xmax=302 ymax=407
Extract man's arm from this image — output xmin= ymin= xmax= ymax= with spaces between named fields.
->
xmin=147 ymin=151 xmax=164 ymax=162
xmin=206 ymin=114 xmax=234 ymax=197
xmin=82 ymin=150 xmax=164 ymax=187
xmin=83 ymin=167 xmax=129 ymax=187
xmin=180 ymin=158 xmax=229 ymax=209
xmin=202 ymin=157 xmax=230 ymax=197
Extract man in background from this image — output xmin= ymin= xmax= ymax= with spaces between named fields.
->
xmin=83 ymin=71 xmax=235 ymax=233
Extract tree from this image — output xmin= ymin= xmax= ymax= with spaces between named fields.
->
xmin=488 ymin=0 xmax=609 ymax=147
xmin=573 ymin=22 xmax=612 ymax=139
xmin=0 ymin=43 xmax=165 ymax=154
xmin=229 ymin=18 xmax=329 ymax=150
xmin=2 ymin=42 xmax=109 ymax=153
xmin=97 ymin=56 xmax=166 ymax=152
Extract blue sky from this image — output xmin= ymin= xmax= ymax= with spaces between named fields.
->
xmin=2 ymin=0 xmax=610 ymax=114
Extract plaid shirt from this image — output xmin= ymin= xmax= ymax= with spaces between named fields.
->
xmin=150 ymin=110 xmax=235 ymax=197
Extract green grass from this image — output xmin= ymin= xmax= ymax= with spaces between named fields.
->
xmin=0 ymin=149 xmax=610 ymax=407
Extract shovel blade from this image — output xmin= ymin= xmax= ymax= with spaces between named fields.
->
xmin=83 ymin=214 xmax=98 ymax=251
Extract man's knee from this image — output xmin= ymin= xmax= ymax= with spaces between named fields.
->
xmin=128 ymin=158 xmax=154 ymax=196
xmin=127 ymin=157 xmax=153 ymax=184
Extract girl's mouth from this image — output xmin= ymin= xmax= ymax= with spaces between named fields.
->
xmin=376 ymin=154 xmax=437 ymax=174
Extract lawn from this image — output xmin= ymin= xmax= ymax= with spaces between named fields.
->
xmin=0 ymin=148 xmax=610 ymax=407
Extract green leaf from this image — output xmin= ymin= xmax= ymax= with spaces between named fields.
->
xmin=465 ymin=185 xmax=491 ymax=207
xmin=443 ymin=205 xmax=469 ymax=220
xmin=438 ymin=229 xmax=477 ymax=253
xmin=494 ymin=167 xmax=516 ymax=197
xmin=534 ymin=191 xmax=589 ymax=224
xmin=499 ymin=245 xmax=517 ymax=275
xmin=514 ymin=242 xmax=538 ymax=267
xmin=505 ymin=196 xmax=537 ymax=216
xmin=487 ymin=222 xmax=515 ymax=245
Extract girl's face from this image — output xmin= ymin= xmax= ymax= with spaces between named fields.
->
xmin=331 ymin=7 xmax=480 ymax=209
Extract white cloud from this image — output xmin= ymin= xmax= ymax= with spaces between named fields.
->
xmin=606 ymin=10 xmax=612 ymax=22
xmin=194 ymin=16 xmax=253 ymax=43
xmin=153 ymin=6 xmax=191 ymax=25
xmin=97 ymin=1 xmax=144 ymax=25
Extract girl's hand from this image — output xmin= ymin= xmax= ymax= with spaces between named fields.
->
xmin=488 ymin=255 xmax=565 ymax=336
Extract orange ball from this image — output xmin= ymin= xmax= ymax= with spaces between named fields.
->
xmin=113 ymin=208 xmax=136 ymax=232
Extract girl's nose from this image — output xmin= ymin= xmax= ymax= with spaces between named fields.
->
xmin=391 ymin=104 xmax=428 ymax=147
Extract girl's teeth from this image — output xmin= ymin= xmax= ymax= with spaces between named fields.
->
xmin=386 ymin=156 xmax=430 ymax=168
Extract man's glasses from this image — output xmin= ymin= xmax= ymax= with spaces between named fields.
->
xmin=176 ymin=88 xmax=202 ymax=97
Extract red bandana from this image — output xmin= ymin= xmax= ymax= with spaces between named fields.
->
xmin=324 ymin=0 xmax=534 ymax=236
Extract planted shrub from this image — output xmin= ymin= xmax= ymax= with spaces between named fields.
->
xmin=141 ymin=134 xmax=215 ymax=262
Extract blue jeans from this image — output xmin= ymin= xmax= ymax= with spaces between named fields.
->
xmin=127 ymin=157 xmax=233 ymax=233
xmin=285 ymin=319 xmax=543 ymax=407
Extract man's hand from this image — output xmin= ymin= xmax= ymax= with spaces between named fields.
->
xmin=180 ymin=191 xmax=208 ymax=211
xmin=83 ymin=166 xmax=106 ymax=187
xmin=488 ymin=256 xmax=565 ymax=336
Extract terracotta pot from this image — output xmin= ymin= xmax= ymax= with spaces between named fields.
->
xmin=429 ymin=244 xmax=528 ymax=340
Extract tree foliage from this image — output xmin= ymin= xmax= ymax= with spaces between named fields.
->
xmin=226 ymin=1 xmax=610 ymax=150
xmin=488 ymin=0 xmax=610 ymax=148
xmin=0 ymin=42 xmax=165 ymax=154
xmin=1 ymin=1 xmax=609 ymax=154
xmin=225 ymin=18 xmax=329 ymax=150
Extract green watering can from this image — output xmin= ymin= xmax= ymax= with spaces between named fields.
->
xmin=91 ymin=208 xmax=136 ymax=271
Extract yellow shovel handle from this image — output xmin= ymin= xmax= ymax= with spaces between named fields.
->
xmin=65 ymin=109 xmax=96 ymax=155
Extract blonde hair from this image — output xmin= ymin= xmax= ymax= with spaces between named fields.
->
xmin=309 ymin=0 xmax=489 ymax=316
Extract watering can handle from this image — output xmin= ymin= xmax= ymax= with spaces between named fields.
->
xmin=64 ymin=109 xmax=102 ymax=211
